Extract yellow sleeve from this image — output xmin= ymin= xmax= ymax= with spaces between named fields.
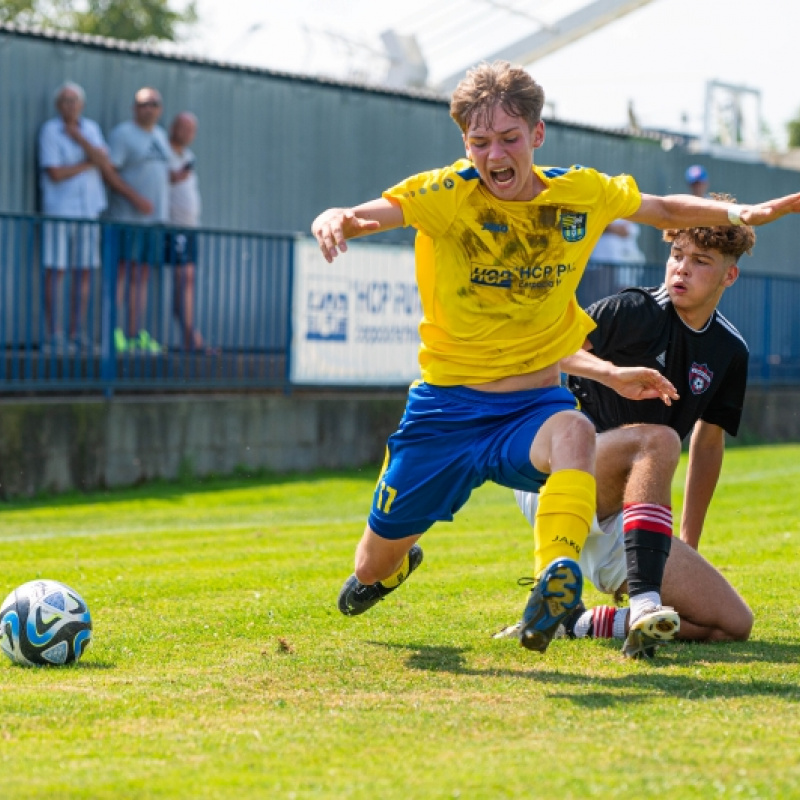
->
xmin=382 ymin=160 xmax=478 ymax=238
xmin=599 ymin=171 xmax=642 ymax=220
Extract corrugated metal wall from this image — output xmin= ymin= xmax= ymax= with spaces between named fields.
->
xmin=1 ymin=24 xmax=798 ymax=273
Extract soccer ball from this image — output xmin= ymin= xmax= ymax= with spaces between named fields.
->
xmin=0 ymin=580 xmax=92 ymax=667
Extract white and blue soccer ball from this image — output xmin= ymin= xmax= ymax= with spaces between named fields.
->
xmin=0 ymin=579 xmax=92 ymax=666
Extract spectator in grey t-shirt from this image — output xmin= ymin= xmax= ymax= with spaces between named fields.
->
xmin=106 ymin=86 xmax=171 ymax=353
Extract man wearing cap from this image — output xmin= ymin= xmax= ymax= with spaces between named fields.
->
xmin=685 ymin=164 xmax=709 ymax=197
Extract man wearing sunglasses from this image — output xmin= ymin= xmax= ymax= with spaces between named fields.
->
xmin=107 ymin=87 xmax=171 ymax=353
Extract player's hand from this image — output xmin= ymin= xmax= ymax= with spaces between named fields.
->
xmin=311 ymin=208 xmax=380 ymax=262
xmin=610 ymin=366 xmax=679 ymax=405
xmin=742 ymin=192 xmax=800 ymax=225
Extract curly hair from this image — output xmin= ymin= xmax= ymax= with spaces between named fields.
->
xmin=662 ymin=193 xmax=756 ymax=259
xmin=450 ymin=61 xmax=545 ymax=134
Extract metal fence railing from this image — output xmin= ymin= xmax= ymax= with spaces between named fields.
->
xmin=2 ymin=212 xmax=800 ymax=394
xmin=0 ymin=214 xmax=294 ymax=393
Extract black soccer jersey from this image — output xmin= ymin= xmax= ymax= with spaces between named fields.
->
xmin=568 ymin=285 xmax=748 ymax=440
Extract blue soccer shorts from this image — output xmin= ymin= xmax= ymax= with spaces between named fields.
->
xmin=368 ymin=381 xmax=581 ymax=539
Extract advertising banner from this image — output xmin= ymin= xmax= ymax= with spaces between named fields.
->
xmin=291 ymin=240 xmax=421 ymax=384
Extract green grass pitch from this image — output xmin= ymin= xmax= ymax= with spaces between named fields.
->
xmin=0 ymin=444 xmax=799 ymax=799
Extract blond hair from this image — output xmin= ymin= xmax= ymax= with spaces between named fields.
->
xmin=450 ymin=61 xmax=544 ymax=134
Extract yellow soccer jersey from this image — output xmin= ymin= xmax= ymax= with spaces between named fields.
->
xmin=383 ymin=159 xmax=642 ymax=385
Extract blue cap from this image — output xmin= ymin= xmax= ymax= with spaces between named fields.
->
xmin=685 ymin=164 xmax=708 ymax=185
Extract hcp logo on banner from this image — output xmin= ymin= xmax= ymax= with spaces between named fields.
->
xmin=292 ymin=240 xmax=421 ymax=385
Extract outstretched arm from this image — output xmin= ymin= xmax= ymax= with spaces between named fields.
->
xmin=312 ymin=198 xmax=404 ymax=263
xmin=681 ymin=420 xmax=726 ymax=550
xmin=561 ymin=345 xmax=679 ymax=404
xmin=631 ymin=191 xmax=800 ymax=230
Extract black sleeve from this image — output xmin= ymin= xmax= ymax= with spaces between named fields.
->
xmin=585 ymin=289 xmax=657 ymax=362
xmin=700 ymin=348 xmax=749 ymax=436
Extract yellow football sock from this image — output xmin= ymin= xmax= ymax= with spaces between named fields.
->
xmin=379 ymin=551 xmax=411 ymax=588
xmin=533 ymin=469 xmax=595 ymax=577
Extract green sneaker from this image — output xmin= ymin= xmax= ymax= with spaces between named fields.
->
xmin=132 ymin=330 xmax=163 ymax=353
xmin=114 ymin=328 xmax=129 ymax=353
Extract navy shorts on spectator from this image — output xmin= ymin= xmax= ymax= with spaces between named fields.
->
xmin=164 ymin=230 xmax=198 ymax=266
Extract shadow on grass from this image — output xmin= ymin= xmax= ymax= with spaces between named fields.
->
xmin=0 ymin=467 xmax=377 ymax=511
xmin=369 ymin=640 xmax=800 ymax=703
xmin=5 ymin=659 xmax=116 ymax=671
xmin=72 ymin=659 xmax=116 ymax=670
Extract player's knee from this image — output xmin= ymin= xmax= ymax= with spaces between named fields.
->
xmin=556 ymin=411 xmax=596 ymax=454
xmin=728 ymin=604 xmax=754 ymax=641
xmin=710 ymin=600 xmax=753 ymax=642
xmin=535 ymin=410 xmax=595 ymax=473
xmin=640 ymin=424 xmax=681 ymax=457
xmin=635 ymin=425 xmax=681 ymax=470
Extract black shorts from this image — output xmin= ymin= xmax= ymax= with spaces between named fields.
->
xmin=163 ymin=230 xmax=198 ymax=266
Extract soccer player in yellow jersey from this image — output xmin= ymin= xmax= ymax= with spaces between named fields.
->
xmin=311 ymin=61 xmax=800 ymax=654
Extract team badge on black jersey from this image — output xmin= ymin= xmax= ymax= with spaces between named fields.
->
xmin=689 ymin=363 xmax=713 ymax=395
xmin=560 ymin=211 xmax=586 ymax=242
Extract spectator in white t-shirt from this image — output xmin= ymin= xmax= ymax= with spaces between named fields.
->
xmin=590 ymin=220 xmax=645 ymax=265
xmin=165 ymin=112 xmax=212 ymax=352
xmin=589 ymin=218 xmax=646 ymax=290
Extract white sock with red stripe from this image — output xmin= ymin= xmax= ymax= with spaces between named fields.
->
xmin=572 ymin=606 xmax=631 ymax=640
xmin=573 ymin=606 xmax=628 ymax=639
xmin=591 ymin=605 xmax=617 ymax=638
xmin=574 ymin=606 xmax=630 ymax=639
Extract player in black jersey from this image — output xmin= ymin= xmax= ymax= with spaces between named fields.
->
xmin=510 ymin=205 xmax=755 ymax=658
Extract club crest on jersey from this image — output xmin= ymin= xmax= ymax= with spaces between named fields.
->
xmin=560 ymin=211 xmax=586 ymax=242
xmin=689 ymin=362 xmax=713 ymax=395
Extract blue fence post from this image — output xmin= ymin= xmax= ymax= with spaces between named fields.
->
xmin=100 ymin=222 xmax=118 ymax=397
xmin=26 ymin=216 xmax=37 ymax=380
xmin=11 ymin=216 xmax=23 ymax=382
xmin=762 ymin=276 xmax=772 ymax=384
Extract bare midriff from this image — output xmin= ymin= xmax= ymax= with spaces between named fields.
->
xmin=464 ymin=363 xmax=560 ymax=393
